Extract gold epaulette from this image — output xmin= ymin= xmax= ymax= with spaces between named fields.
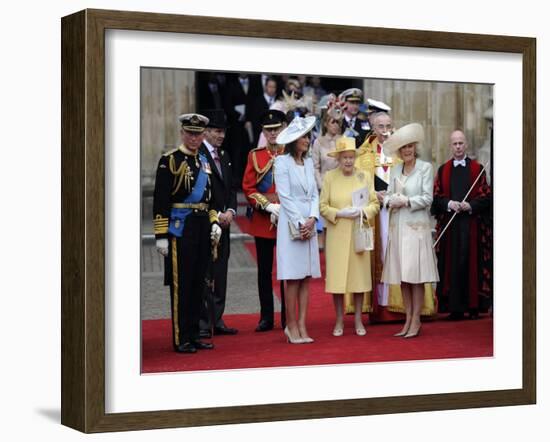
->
xmin=208 ymin=209 xmax=219 ymax=224
xmin=250 ymin=146 xmax=266 ymax=153
xmin=249 ymin=192 xmax=270 ymax=210
xmin=153 ymin=214 xmax=169 ymax=235
xmin=162 ymin=147 xmax=179 ymax=157
xmin=251 ymin=148 xmax=274 ymax=175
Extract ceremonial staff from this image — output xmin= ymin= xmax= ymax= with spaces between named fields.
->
xmin=432 ymin=162 xmax=489 ymax=249
xmin=204 ymin=235 xmax=220 ymax=342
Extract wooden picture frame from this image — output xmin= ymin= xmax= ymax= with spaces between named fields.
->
xmin=61 ymin=8 xmax=536 ymax=433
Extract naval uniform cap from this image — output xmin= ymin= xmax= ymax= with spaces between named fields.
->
xmin=367 ymin=98 xmax=391 ymax=113
xmin=338 ymin=88 xmax=363 ymax=103
xmin=178 ymin=113 xmax=209 ymax=132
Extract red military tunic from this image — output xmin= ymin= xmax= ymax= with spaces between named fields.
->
xmin=242 ymin=145 xmax=285 ymax=239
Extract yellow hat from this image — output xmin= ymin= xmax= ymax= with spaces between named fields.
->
xmin=327 ymin=136 xmax=366 ymax=157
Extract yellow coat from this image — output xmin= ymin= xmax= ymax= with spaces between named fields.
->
xmin=320 ymin=168 xmax=380 ymax=294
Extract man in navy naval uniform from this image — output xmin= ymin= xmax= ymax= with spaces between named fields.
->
xmin=339 ymin=88 xmax=370 ymax=148
xmin=153 ymin=113 xmax=223 ymax=353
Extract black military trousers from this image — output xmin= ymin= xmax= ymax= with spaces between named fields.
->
xmin=254 ymin=236 xmax=276 ymax=324
xmin=168 ymin=214 xmax=211 ymax=349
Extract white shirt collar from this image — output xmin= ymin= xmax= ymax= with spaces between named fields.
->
xmin=453 ymin=155 xmax=468 ymax=167
xmin=204 ymin=139 xmax=216 ymax=155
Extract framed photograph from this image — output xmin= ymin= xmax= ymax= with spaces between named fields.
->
xmin=61 ymin=8 xmax=536 ymax=433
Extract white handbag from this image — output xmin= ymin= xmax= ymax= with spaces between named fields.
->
xmin=354 ymin=210 xmax=374 ymax=253
xmin=288 ymin=221 xmax=302 ymax=240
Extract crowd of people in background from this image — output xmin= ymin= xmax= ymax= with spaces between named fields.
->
xmin=153 ymin=72 xmax=493 ymax=353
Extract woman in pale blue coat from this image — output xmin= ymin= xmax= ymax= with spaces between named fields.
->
xmin=274 ymin=116 xmax=321 ymax=344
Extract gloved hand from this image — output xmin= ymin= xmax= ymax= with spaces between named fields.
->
xmin=270 ymin=212 xmax=279 ymax=226
xmin=211 ymin=224 xmax=222 ymax=244
xmin=389 ymin=193 xmax=409 ymax=209
xmin=336 ymin=207 xmax=361 ymax=219
xmin=448 ymin=200 xmax=462 ymax=212
xmin=265 ymin=203 xmax=280 ymax=216
xmin=460 ymin=201 xmax=472 ymax=213
xmin=156 ymin=239 xmax=169 ymax=257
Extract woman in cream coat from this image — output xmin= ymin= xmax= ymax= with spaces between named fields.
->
xmin=274 ymin=116 xmax=321 ymax=344
xmin=320 ymin=137 xmax=380 ymax=336
xmin=381 ymin=123 xmax=439 ymax=338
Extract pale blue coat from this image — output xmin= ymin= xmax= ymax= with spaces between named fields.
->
xmin=274 ymin=154 xmax=321 ymax=280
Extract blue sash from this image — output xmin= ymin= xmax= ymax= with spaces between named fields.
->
xmin=168 ymin=153 xmax=209 ymax=237
xmin=257 ymin=168 xmax=273 ymax=193
xmin=246 ymin=167 xmax=273 ymax=219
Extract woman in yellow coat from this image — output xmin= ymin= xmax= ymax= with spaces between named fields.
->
xmin=320 ymin=137 xmax=380 ymax=336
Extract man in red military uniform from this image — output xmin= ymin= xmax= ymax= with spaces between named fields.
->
xmin=242 ymin=109 xmax=286 ymax=331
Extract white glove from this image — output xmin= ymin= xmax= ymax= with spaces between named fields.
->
xmin=266 ymin=203 xmax=280 ymax=216
xmin=156 ymin=239 xmax=169 ymax=257
xmin=448 ymin=200 xmax=461 ymax=212
xmin=389 ymin=194 xmax=409 ymax=209
xmin=336 ymin=207 xmax=361 ymax=219
xmin=211 ymin=224 xmax=222 ymax=244
xmin=270 ymin=212 xmax=279 ymax=226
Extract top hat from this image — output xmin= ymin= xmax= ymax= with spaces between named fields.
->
xmin=200 ymin=109 xmax=228 ymax=129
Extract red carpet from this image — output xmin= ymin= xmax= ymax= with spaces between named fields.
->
xmin=142 ymin=315 xmax=493 ymax=373
xmin=142 ymin=222 xmax=493 ymax=373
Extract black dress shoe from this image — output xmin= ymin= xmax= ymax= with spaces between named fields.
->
xmin=445 ymin=312 xmax=465 ymax=321
xmin=255 ymin=320 xmax=274 ymax=332
xmin=214 ymin=325 xmax=238 ymax=335
xmin=192 ymin=340 xmax=214 ymax=350
xmin=175 ymin=342 xmax=197 ymax=353
xmin=199 ymin=329 xmax=212 ymax=339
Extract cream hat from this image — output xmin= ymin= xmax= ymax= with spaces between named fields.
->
xmin=276 ymin=115 xmax=316 ymax=145
xmin=327 ymin=136 xmax=366 ymax=158
xmin=382 ymin=123 xmax=424 ymax=157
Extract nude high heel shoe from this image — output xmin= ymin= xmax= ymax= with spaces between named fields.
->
xmin=284 ymin=327 xmax=305 ymax=344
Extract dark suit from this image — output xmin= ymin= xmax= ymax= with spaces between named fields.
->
xmin=199 ymin=142 xmax=238 ymax=331
xmin=196 ymin=72 xmax=227 ymax=111
xmin=223 ymin=74 xmax=263 ymax=188
xmin=246 ymin=93 xmax=273 ymax=147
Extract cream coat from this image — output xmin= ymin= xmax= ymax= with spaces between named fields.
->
xmin=320 ymin=167 xmax=380 ymax=293
xmin=381 ymin=159 xmax=439 ymax=284
xmin=274 ymin=154 xmax=321 ymax=280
